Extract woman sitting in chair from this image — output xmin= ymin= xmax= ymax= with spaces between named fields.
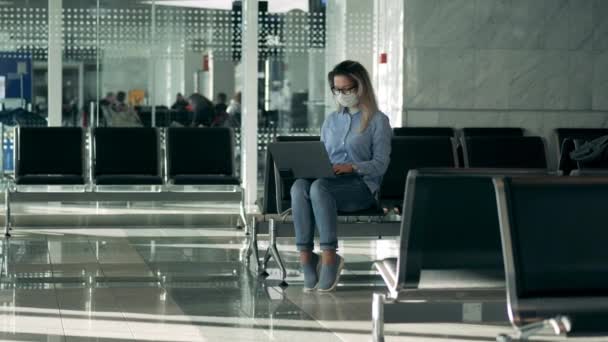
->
xmin=290 ymin=60 xmax=392 ymax=292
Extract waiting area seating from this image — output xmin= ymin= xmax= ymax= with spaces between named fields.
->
xmin=6 ymin=127 xmax=247 ymax=235
xmin=9 ymin=124 xmax=608 ymax=341
xmin=246 ymin=135 xmax=322 ymax=283
xmin=371 ymin=168 xmax=549 ymax=342
xmin=461 ymin=127 xmax=524 ymax=138
xmin=247 ymin=134 xmax=459 ymax=286
xmin=462 ymin=136 xmax=547 ymax=169
xmin=494 ymin=176 xmax=608 ymax=340
xmin=249 ymin=127 xmax=559 ymax=287
xmin=93 ymin=128 xmax=163 ymax=185
xmin=380 ymin=136 xmax=458 ymax=212
xmin=15 ymin=127 xmax=85 ymax=185
xmin=392 ymin=127 xmax=454 ymax=137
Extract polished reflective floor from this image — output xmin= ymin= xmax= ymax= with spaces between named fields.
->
xmin=0 ymin=227 xmax=602 ymax=341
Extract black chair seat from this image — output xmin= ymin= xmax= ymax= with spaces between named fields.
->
xmin=95 ymin=175 xmax=163 ymax=185
xmin=16 ymin=174 xmax=84 ymax=185
xmin=172 ymin=175 xmax=240 ymax=185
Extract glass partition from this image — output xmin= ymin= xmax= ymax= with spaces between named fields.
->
xmin=255 ymin=0 xmax=377 ymax=188
xmin=0 ymin=0 xmax=380 ymax=206
xmin=62 ymin=0 xmax=98 ymax=127
xmin=0 ymin=0 xmax=47 ymax=123
xmin=97 ymin=0 xmax=153 ymax=128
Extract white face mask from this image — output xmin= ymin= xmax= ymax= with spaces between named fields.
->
xmin=335 ymin=92 xmax=359 ymax=108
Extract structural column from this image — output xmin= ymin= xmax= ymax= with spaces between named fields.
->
xmin=48 ymin=0 xmax=63 ymax=127
xmin=241 ymin=0 xmax=259 ymax=212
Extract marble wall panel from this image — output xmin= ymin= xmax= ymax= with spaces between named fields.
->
xmin=592 ymin=0 xmax=608 ymax=52
xmin=509 ymin=51 xmax=545 ymax=109
xmin=405 ymin=48 xmax=440 ymax=107
xmin=544 ymin=0 xmax=570 ymax=49
xmin=568 ymin=51 xmax=593 ymax=110
xmin=405 ymin=0 xmax=475 ymax=48
xmin=474 ymin=49 xmax=510 ymax=109
xmin=593 ymin=51 xmax=608 ymax=110
xmin=569 ymin=0 xmax=593 ymax=51
xmin=544 ymin=51 xmax=569 ymax=109
xmin=439 ymin=49 xmax=475 ymax=108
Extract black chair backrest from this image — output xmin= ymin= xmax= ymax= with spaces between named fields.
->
xmin=262 ymin=135 xmax=320 ymax=214
xmin=461 ymin=127 xmax=524 ymax=137
xmin=396 ymin=169 xmax=548 ymax=289
xmin=555 ymin=128 xmax=608 ymax=152
xmin=498 ymin=176 xmax=608 ymax=298
xmin=495 ymin=176 xmax=608 ymax=331
xmin=167 ymin=127 xmax=234 ymax=176
xmin=380 ymin=136 xmax=457 ymax=201
xmin=16 ymin=127 xmax=84 ymax=176
xmin=393 ymin=127 xmax=454 ymax=137
xmin=463 ymin=136 xmax=547 ymax=169
xmin=397 ymin=169 xmax=544 ymax=288
xmin=93 ymin=127 xmax=160 ymax=176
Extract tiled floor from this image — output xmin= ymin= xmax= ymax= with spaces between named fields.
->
xmin=0 ymin=227 xmax=600 ymax=341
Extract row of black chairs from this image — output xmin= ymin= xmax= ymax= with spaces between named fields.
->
xmin=251 ymin=127 xmax=608 ymax=284
xmin=262 ymin=132 xmax=548 ymax=215
xmin=249 ymin=128 xmax=551 ymax=285
xmin=246 ymin=126 xmax=608 ymax=335
xmin=15 ymin=127 xmax=239 ymax=186
xmin=397 ymin=126 xmax=608 ymax=174
xmin=372 ymin=169 xmax=608 ymax=341
xmin=5 ymin=127 xmax=247 ymax=234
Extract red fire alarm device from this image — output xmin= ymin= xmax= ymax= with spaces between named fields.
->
xmin=380 ymin=53 xmax=388 ymax=64
xmin=203 ymin=55 xmax=210 ymax=71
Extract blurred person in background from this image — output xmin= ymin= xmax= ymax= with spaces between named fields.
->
xmin=189 ymin=93 xmax=214 ymax=127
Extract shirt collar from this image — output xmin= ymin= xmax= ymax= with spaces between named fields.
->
xmin=341 ymin=107 xmax=361 ymax=116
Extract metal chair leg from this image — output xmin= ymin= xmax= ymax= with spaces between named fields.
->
xmin=239 ymin=200 xmax=248 ymax=233
xmin=496 ymin=316 xmax=571 ymax=342
xmin=372 ymin=292 xmax=386 ymax=342
xmin=245 ymin=217 xmax=261 ymax=271
xmin=260 ymin=247 xmax=271 ymax=278
xmin=267 ymin=218 xmax=288 ymax=287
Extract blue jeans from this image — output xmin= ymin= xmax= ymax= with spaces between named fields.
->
xmin=290 ymin=175 xmax=376 ymax=251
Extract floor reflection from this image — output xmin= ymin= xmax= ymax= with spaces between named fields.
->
xmin=0 ymin=229 xmax=599 ymax=341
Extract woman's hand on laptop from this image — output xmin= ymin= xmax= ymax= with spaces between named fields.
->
xmin=333 ymin=164 xmax=354 ymax=175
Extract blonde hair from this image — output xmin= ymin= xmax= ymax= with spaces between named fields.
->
xmin=328 ymin=60 xmax=379 ymax=132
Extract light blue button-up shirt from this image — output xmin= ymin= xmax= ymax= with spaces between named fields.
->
xmin=321 ymin=108 xmax=392 ymax=194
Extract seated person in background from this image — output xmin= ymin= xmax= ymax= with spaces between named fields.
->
xmin=100 ymin=92 xmax=115 ymax=108
xmin=189 ymin=93 xmax=214 ymax=127
xmin=214 ymin=92 xmax=228 ymax=115
xmin=226 ymin=91 xmax=241 ymax=126
xmin=171 ymin=93 xmax=189 ymax=111
xmin=210 ymin=96 xmax=238 ymax=128
xmin=107 ymin=91 xmax=143 ymax=127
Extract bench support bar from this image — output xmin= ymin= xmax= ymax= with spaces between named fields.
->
xmin=496 ymin=316 xmax=571 ymax=342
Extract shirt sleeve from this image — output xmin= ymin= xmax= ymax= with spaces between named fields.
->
xmin=353 ymin=114 xmax=392 ymax=178
xmin=320 ymin=113 xmax=332 ymax=143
